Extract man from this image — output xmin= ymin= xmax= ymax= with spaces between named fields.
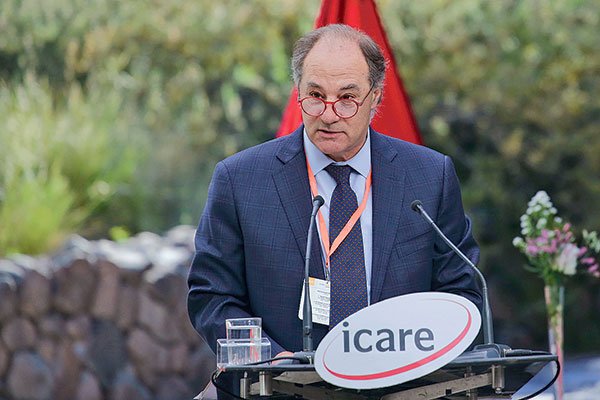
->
xmin=188 ymin=24 xmax=482 ymax=364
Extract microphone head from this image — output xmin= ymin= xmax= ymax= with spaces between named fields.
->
xmin=313 ymin=195 xmax=325 ymax=207
xmin=410 ymin=200 xmax=423 ymax=214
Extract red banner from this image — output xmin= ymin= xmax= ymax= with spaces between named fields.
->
xmin=277 ymin=0 xmax=421 ymax=144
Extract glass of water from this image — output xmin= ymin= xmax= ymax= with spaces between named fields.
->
xmin=226 ymin=317 xmax=262 ymax=341
xmin=223 ymin=317 xmax=263 ymax=366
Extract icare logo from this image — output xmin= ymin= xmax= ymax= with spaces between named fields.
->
xmin=314 ymin=292 xmax=481 ymax=389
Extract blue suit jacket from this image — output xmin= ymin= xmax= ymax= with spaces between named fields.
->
xmin=188 ymin=126 xmax=482 ymax=356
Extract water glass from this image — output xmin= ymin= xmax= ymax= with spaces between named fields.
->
xmin=226 ymin=317 xmax=262 ymax=341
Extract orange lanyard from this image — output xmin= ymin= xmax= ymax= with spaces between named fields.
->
xmin=306 ymin=157 xmax=372 ymax=277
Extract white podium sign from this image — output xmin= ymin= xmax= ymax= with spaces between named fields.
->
xmin=314 ymin=292 xmax=481 ymax=389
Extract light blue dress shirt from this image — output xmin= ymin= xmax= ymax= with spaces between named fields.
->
xmin=303 ymin=130 xmax=373 ymax=302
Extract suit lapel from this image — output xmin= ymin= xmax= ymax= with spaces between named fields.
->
xmin=370 ymin=130 xmax=406 ymax=303
xmin=272 ymin=127 xmax=325 ymax=280
xmin=271 ymin=128 xmax=409 ymax=293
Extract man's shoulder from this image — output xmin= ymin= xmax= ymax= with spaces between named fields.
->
xmin=371 ymin=130 xmax=446 ymax=166
xmin=215 ymin=129 xmax=303 ymax=180
xmin=222 ymin=131 xmax=300 ymax=165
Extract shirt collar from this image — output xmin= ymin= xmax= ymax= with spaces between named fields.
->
xmin=303 ymin=128 xmax=371 ymax=178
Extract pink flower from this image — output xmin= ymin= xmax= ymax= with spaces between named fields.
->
xmin=526 ymin=245 xmax=539 ymax=255
xmin=564 ymin=232 xmax=573 ymax=242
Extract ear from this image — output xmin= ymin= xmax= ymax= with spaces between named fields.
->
xmin=371 ymin=88 xmax=383 ymax=108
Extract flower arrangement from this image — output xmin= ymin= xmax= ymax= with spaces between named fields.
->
xmin=513 ymin=190 xmax=600 ymax=285
xmin=513 ymin=190 xmax=599 ymax=400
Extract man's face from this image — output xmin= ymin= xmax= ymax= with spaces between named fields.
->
xmin=299 ymin=38 xmax=381 ymax=162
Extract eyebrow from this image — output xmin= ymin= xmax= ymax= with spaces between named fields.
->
xmin=304 ymin=82 xmax=362 ymax=92
xmin=339 ymin=83 xmax=360 ymax=91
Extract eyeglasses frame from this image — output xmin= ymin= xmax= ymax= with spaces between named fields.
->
xmin=297 ymin=84 xmax=375 ymax=119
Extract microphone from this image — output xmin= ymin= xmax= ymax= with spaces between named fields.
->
xmin=296 ymin=195 xmax=325 ymax=363
xmin=410 ymin=200 xmax=509 ymax=357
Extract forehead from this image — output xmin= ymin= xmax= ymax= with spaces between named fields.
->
xmin=301 ymin=38 xmax=370 ymax=90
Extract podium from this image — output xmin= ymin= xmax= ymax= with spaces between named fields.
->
xmin=214 ymin=351 xmax=557 ymax=399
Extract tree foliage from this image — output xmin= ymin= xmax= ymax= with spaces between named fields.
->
xmin=0 ymin=0 xmax=598 ymax=352
xmin=378 ymin=0 xmax=600 ymax=351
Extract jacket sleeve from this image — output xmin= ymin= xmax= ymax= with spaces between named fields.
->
xmin=431 ymin=156 xmax=483 ymax=312
xmin=187 ymin=161 xmax=286 ymax=355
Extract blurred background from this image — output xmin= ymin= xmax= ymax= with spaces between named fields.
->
xmin=0 ymin=0 xmax=598 ymax=389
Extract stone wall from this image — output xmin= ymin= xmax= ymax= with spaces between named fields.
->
xmin=0 ymin=226 xmax=215 ymax=400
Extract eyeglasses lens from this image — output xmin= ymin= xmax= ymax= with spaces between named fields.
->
xmin=334 ymin=101 xmax=358 ymax=118
xmin=301 ymin=98 xmax=358 ymax=118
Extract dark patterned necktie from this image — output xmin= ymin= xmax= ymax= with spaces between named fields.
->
xmin=325 ymin=164 xmax=368 ymax=329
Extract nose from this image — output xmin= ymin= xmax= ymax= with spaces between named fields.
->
xmin=319 ymin=103 xmax=341 ymax=124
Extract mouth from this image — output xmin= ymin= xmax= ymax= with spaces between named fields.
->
xmin=317 ymin=128 xmax=344 ymax=136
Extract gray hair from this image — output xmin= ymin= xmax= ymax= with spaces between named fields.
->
xmin=291 ymin=24 xmax=387 ymax=93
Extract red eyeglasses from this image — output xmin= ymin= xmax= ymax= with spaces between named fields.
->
xmin=298 ymin=85 xmax=374 ymax=119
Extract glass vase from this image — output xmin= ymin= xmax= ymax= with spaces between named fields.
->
xmin=544 ymin=284 xmax=564 ymax=400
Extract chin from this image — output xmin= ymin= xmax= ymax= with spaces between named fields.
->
xmin=325 ymin=149 xmax=350 ymax=162
xmin=317 ymin=143 xmax=344 ymax=159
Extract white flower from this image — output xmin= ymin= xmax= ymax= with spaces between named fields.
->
xmin=583 ymin=230 xmax=600 ymax=253
xmin=536 ymin=218 xmax=547 ymax=229
xmin=541 ymin=199 xmax=551 ymax=208
xmin=534 ymin=190 xmax=550 ymax=202
xmin=555 ymin=217 xmax=563 ymax=224
xmin=555 ymin=244 xmax=579 ymax=276
xmin=527 ymin=206 xmax=534 ymax=215
xmin=529 ymin=191 xmax=553 ymax=210
xmin=513 ymin=237 xmax=525 ymax=247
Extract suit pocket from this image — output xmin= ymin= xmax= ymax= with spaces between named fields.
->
xmin=383 ymin=231 xmax=434 ymax=295
xmin=395 ymin=228 xmax=433 ymax=258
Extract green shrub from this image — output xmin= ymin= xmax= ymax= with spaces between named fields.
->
xmin=0 ymin=76 xmax=143 ymax=256
xmin=0 ymin=166 xmax=76 ymax=255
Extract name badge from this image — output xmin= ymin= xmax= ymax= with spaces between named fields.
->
xmin=298 ymin=277 xmax=330 ymax=325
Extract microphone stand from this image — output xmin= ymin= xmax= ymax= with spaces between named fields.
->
xmin=411 ymin=200 xmax=510 ymax=358
xmin=294 ymin=195 xmax=324 ymax=364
